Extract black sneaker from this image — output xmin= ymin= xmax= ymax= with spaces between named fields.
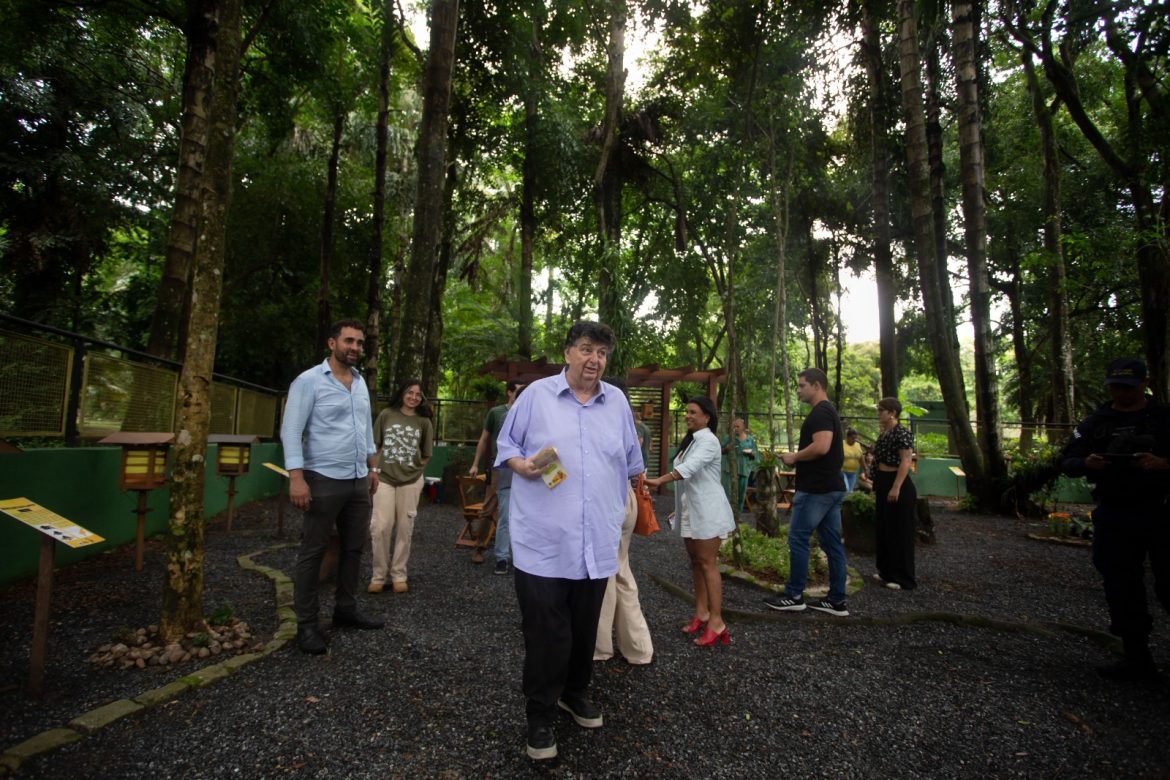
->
xmin=557 ymin=693 xmax=603 ymax=728
xmin=526 ymin=723 xmax=557 ymax=760
xmin=494 ymin=559 xmax=510 ymax=576
xmin=808 ymin=598 xmax=849 ymax=617
xmin=763 ymin=594 xmax=806 ymax=612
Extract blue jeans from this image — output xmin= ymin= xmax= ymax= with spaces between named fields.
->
xmin=842 ymin=471 xmax=858 ymax=493
xmin=495 ymin=485 xmax=511 ymax=562
xmin=785 ymin=490 xmax=848 ymax=604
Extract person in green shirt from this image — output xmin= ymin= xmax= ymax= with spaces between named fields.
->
xmin=723 ymin=416 xmax=757 ymax=513
xmin=634 ymin=410 xmax=651 ymax=474
xmin=367 ymin=378 xmax=434 ymax=594
xmin=468 ymin=379 xmax=522 ymax=566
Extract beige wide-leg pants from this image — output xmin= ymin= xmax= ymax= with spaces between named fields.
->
xmin=369 ymin=476 xmax=424 ymax=584
xmin=594 ymin=485 xmax=654 ymax=664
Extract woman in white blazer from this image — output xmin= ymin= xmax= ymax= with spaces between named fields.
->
xmin=645 ymin=396 xmax=736 ymax=647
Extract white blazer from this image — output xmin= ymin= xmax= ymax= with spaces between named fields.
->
xmin=673 ymin=427 xmax=736 ymax=539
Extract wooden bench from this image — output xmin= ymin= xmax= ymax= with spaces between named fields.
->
xmin=948 ymin=466 xmax=966 ymax=500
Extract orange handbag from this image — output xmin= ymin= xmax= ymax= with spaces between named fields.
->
xmin=633 ymin=474 xmax=660 ymax=536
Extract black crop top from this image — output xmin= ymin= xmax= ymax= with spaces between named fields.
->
xmin=871 ymin=424 xmax=914 ymax=474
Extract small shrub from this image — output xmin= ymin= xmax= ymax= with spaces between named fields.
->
xmin=191 ymin=632 xmax=211 ymax=648
xmin=207 ymin=603 xmax=234 ymax=626
xmin=843 ymin=491 xmax=875 ymax=521
xmin=719 ymin=523 xmax=821 ymax=584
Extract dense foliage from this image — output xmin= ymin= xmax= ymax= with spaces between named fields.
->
xmin=1 ymin=0 xmax=1161 ymax=436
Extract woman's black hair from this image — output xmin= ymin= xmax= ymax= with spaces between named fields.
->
xmin=389 ymin=378 xmax=433 ymax=419
xmin=678 ymin=396 xmax=719 ymax=456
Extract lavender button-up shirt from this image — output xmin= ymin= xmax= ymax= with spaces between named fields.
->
xmin=494 ymin=370 xmax=644 ymax=580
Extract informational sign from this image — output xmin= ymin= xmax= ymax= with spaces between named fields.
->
xmin=0 ymin=498 xmax=105 ymax=548
xmin=262 ymin=462 xmax=289 ymax=478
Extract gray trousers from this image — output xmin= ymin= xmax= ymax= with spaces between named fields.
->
xmin=294 ymin=471 xmax=371 ymax=625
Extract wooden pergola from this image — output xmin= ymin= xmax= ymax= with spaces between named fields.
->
xmin=478 ymin=356 xmax=727 ymax=479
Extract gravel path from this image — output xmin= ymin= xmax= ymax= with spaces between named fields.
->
xmin=2 ymin=495 xmax=1168 ymax=777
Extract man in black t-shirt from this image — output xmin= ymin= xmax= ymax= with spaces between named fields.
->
xmin=1061 ymin=357 xmax=1170 ymax=681
xmin=764 ymin=368 xmax=850 ymax=616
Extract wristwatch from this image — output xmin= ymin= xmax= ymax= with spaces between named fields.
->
xmin=370 ymin=467 xmax=381 ymax=474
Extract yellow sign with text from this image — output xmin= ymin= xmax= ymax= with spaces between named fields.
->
xmin=0 ymin=498 xmax=105 ymax=548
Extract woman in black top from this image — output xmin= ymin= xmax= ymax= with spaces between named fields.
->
xmin=871 ymin=397 xmax=917 ymax=590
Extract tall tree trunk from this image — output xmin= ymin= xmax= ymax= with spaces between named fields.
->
xmin=832 ymin=235 xmax=844 ymax=407
xmin=395 ymin=0 xmax=459 ymax=388
xmin=147 ymin=0 xmax=217 ymax=360
xmin=1001 ymin=249 xmax=1035 ymax=450
xmin=952 ymin=0 xmax=1005 ymax=482
xmin=421 ymin=143 xmax=459 ymax=395
xmin=897 ymin=0 xmax=984 ymax=479
xmin=594 ymin=0 xmax=626 ymax=353
xmin=316 ymin=110 xmax=344 ymax=352
xmin=924 ymin=31 xmax=964 ymax=378
xmin=518 ymin=11 xmax=543 ymax=360
xmin=365 ymin=0 xmax=395 ymax=402
xmin=1020 ymin=50 xmax=1073 ymax=427
xmin=861 ymin=0 xmax=898 ymax=397
xmin=766 ymin=108 xmax=794 ymax=449
xmin=160 ymin=0 xmax=241 ymax=641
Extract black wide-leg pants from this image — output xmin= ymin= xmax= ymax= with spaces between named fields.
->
xmin=874 ymin=470 xmax=918 ymax=589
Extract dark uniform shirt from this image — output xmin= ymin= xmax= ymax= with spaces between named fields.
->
xmin=1061 ymin=400 xmax=1170 ymax=503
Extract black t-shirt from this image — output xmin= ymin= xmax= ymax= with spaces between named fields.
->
xmin=796 ymin=400 xmax=845 ymax=493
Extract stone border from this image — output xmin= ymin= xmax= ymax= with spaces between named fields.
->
xmin=1026 ymin=532 xmax=1092 ymax=548
xmin=0 ymin=543 xmax=297 ymax=776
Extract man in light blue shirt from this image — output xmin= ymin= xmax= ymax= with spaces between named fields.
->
xmin=495 ymin=321 xmax=643 ymax=761
xmin=282 ymin=319 xmax=384 ymax=654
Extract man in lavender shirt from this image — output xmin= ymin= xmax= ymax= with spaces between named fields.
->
xmin=495 ymin=321 xmax=644 ymax=761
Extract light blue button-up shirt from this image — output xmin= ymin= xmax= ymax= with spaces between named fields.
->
xmin=495 ymin=370 xmax=644 ymax=580
xmin=281 ymin=359 xmax=376 ymax=479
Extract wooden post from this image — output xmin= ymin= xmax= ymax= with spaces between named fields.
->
xmin=225 ymin=475 xmax=237 ymax=533
xmin=134 ymin=489 xmax=148 ymax=572
xmin=28 ymin=535 xmax=54 ymax=698
xmin=276 ymin=486 xmax=285 ymax=538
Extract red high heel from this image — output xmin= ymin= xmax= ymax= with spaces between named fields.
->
xmin=681 ymin=617 xmax=706 ymax=634
xmin=693 ymin=627 xmax=730 ymax=647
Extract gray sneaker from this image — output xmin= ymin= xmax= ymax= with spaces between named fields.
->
xmin=763 ymin=594 xmax=806 ymax=611
xmin=808 ymin=598 xmax=849 ymax=617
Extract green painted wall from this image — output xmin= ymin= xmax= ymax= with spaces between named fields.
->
xmin=0 ymin=444 xmax=285 ymax=587
xmin=0 ymin=442 xmax=479 ymax=587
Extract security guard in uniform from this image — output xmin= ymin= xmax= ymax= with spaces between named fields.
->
xmin=1061 ymin=358 xmax=1170 ymax=681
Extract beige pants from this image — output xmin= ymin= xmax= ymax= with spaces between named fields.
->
xmin=595 ymin=486 xmax=654 ymax=664
xmin=369 ymin=476 xmax=424 ymax=584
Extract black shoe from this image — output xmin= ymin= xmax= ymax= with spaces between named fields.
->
xmin=296 ymin=624 xmax=327 ymax=655
xmin=808 ymin=598 xmax=849 ymax=617
xmin=763 ymin=594 xmax=806 ymax=612
xmin=494 ymin=559 xmax=510 ymax=576
xmin=557 ymin=692 xmax=603 ymax=728
xmin=332 ymin=609 xmax=385 ymax=630
xmin=526 ymin=723 xmax=557 ymax=760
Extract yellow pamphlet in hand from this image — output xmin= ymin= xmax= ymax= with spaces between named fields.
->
xmin=532 ymin=446 xmax=568 ymax=489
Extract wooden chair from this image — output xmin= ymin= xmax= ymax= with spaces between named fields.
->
xmin=454 ymin=475 xmax=493 ymax=548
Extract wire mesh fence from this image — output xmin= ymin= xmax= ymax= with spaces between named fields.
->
xmin=0 ymin=330 xmax=73 ymax=436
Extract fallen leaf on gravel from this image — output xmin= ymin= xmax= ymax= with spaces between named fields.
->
xmin=306 ymin=696 xmax=320 ymax=703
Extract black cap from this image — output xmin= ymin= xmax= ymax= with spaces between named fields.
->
xmin=1105 ymin=358 xmax=1147 ymax=386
